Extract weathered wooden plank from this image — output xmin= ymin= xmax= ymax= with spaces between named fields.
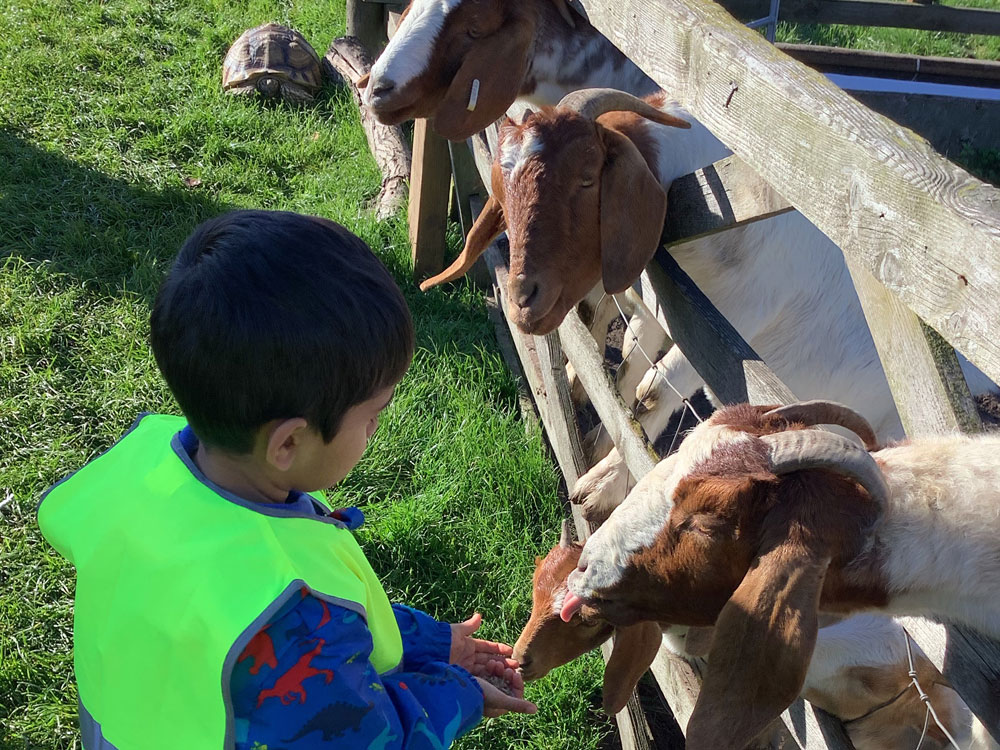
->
xmin=409 ymin=119 xmax=452 ymax=279
xmin=535 ymin=331 xmax=591 ymax=484
xmin=664 ymin=156 xmax=794 ymax=244
xmin=643 ymin=249 xmax=798 ymax=407
xmin=573 ymin=0 xmax=1000 ymax=387
xmin=448 ymin=141 xmax=485 ymax=238
xmin=846 ymin=261 xmax=983 ymax=437
xmin=778 ymin=43 xmax=1000 ymax=85
xmin=720 ymin=0 xmax=1000 ymax=35
xmin=898 ymin=618 xmax=1000 ymax=742
xmin=559 ymin=309 xmax=659 ymax=478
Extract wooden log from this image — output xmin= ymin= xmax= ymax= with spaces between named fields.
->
xmin=346 ymin=0 xmax=386 ymax=54
xmin=324 ymin=36 xmax=411 ymax=221
xmin=719 ymin=0 xmax=1000 ymax=36
xmin=573 ymin=0 xmax=1000 ymax=388
xmin=409 ymin=119 xmax=453 ymax=279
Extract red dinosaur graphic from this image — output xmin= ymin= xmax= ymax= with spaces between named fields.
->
xmin=238 ymin=624 xmax=277 ymax=675
xmin=257 ymin=639 xmax=334 ymax=707
xmin=317 ymin=598 xmax=331 ymax=629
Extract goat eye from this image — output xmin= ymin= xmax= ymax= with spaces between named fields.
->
xmin=581 ymin=179 xmax=595 ymax=188
xmin=680 ymin=514 xmax=719 ymax=539
xmin=467 ymin=26 xmax=482 ymax=38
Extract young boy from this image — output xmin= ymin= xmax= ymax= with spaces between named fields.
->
xmin=38 ymin=210 xmax=536 ymax=749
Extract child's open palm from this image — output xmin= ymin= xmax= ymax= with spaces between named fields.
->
xmin=449 ymin=613 xmax=519 ymax=675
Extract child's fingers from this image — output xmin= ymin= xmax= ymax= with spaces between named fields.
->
xmin=493 ymin=693 xmax=537 ymax=715
xmin=454 ymin=612 xmax=482 ymax=636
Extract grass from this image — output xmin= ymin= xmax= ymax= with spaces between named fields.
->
xmin=776 ymin=0 xmax=1000 ymax=59
xmin=0 ymin=1 xmax=613 ymax=747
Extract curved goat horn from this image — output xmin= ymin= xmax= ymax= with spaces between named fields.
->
xmin=550 ymin=0 xmax=577 ymax=27
xmin=559 ymin=518 xmax=574 ymax=548
xmin=763 ymin=400 xmax=881 ymax=451
xmin=760 ymin=430 xmax=889 ymax=513
xmin=557 ymin=88 xmax=691 ymax=130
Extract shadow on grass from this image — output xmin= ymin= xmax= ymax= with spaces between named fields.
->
xmin=0 ymin=128 xmax=234 ymax=302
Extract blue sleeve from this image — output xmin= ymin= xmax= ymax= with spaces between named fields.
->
xmin=232 ymin=592 xmax=484 ymax=749
xmin=393 ymin=604 xmax=453 ymax=671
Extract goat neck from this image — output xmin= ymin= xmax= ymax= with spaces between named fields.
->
xmin=639 ymin=95 xmax=731 ymax=184
xmin=522 ymin=10 xmax=658 ymax=107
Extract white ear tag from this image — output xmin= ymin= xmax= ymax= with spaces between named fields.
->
xmin=467 ymin=79 xmax=480 ymax=112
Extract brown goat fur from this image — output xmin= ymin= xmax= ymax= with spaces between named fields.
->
xmin=515 ymin=541 xmax=969 ymax=749
xmin=512 ymin=539 xmax=662 ymax=715
xmin=564 ymin=404 xmax=891 ymax=748
xmin=421 ymin=104 xmax=679 ymax=334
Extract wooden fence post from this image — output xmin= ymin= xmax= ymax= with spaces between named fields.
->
xmin=346 ymin=0 xmax=387 ymax=54
xmin=409 ymin=119 xmax=452 ymax=279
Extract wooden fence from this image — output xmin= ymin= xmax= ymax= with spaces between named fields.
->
xmin=351 ymin=0 xmax=1000 ymax=746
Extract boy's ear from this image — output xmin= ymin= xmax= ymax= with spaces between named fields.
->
xmin=265 ymin=417 xmax=310 ymax=471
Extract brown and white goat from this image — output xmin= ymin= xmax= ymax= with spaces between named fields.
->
xmin=514 ymin=522 xmax=989 ymax=750
xmin=559 ymin=400 xmax=1000 ymax=749
xmin=363 ymin=0 xmax=657 ymax=140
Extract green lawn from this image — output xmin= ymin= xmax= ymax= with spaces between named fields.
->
xmin=776 ymin=0 xmax=1000 ymax=58
xmin=0 ymin=1 xmax=612 ymax=747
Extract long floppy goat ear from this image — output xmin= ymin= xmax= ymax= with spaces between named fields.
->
xmin=602 ymin=621 xmax=663 ymax=715
xmin=432 ymin=19 xmax=533 ymax=141
xmin=598 ymin=126 xmax=667 ymax=294
xmin=419 ymin=192 xmax=505 ymax=290
xmin=684 ymin=536 xmax=830 ymax=750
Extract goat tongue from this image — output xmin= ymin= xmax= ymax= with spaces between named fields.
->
xmin=560 ymin=592 xmax=586 ymax=623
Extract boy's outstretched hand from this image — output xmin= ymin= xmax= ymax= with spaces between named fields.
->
xmin=449 ymin=613 xmax=519 ymax=675
xmin=475 ymin=661 xmax=537 ymax=717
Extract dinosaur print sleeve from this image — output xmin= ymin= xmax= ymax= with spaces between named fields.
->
xmin=232 ymin=592 xmax=484 ymax=749
xmin=392 ymin=604 xmax=453 ymax=671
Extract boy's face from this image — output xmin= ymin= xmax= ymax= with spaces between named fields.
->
xmin=296 ymin=384 xmax=397 ymax=491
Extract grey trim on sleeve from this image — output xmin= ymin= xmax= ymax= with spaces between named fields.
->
xmin=170 ymin=434 xmax=348 ymax=527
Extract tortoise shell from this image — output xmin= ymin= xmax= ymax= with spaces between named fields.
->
xmin=222 ymin=23 xmax=323 ymax=103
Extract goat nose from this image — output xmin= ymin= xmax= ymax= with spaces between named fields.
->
xmin=512 ymin=274 xmax=539 ymax=308
xmin=370 ymin=79 xmax=396 ymax=99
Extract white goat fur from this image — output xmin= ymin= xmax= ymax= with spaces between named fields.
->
xmin=575 ymin=417 xmax=1000 ymax=641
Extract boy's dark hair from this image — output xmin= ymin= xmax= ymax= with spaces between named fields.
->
xmin=150 ymin=210 xmax=414 ymax=453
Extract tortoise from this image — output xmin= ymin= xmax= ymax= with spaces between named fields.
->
xmin=222 ymin=23 xmax=323 ymax=104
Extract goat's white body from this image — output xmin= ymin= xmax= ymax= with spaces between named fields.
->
xmin=862 ymin=436 xmax=1000 ymax=637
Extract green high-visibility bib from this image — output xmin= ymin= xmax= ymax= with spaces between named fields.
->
xmin=38 ymin=414 xmax=403 ymax=749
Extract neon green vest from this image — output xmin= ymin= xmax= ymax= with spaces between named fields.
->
xmin=38 ymin=414 xmax=403 ymax=749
